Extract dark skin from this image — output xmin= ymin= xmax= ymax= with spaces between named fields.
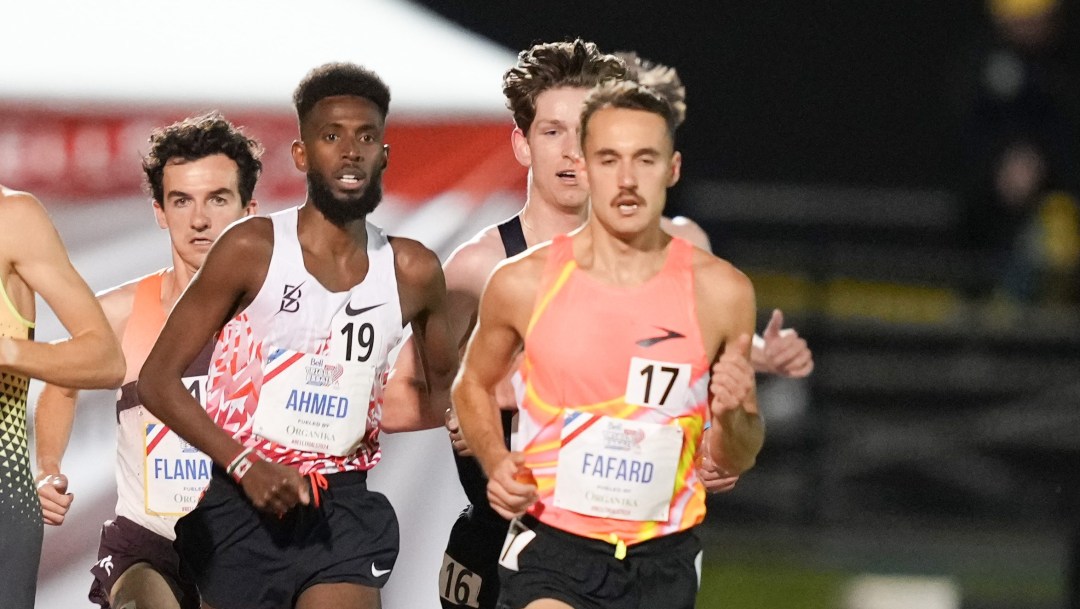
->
xmin=138 ymin=96 xmax=457 ymax=541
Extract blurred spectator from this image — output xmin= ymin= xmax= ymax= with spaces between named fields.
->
xmin=954 ymin=0 xmax=1080 ymax=303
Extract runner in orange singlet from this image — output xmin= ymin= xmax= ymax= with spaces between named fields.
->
xmin=453 ymin=81 xmax=763 ymax=609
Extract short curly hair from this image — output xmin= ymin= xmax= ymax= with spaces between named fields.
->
xmin=142 ymin=112 xmax=262 ymax=206
xmin=580 ymin=80 xmax=678 ymax=150
xmin=293 ymin=62 xmax=391 ymax=128
xmin=614 ymin=51 xmax=687 ymax=127
xmin=502 ymin=39 xmax=626 ymax=133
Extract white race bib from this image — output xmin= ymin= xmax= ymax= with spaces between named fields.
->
xmin=143 ymin=375 xmax=211 ymax=516
xmin=625 ymin=357 xmax=691 ymax=412
xmin=254 ymin=349 xmax=374 ymax=456
xmin=553 ymin=411 xmax=683 ymax=521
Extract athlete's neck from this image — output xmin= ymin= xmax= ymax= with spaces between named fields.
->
xmin=575 ymin=220 xmax=670 ymax=285
xmin=519 ymin=197 xmax=587 ymax=246
xmin=159 ymin=266 xmax=186 ymax=313
xmin=297 ymin=203 xmax=369 ymax=256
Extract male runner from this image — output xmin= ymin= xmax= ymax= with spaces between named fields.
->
xmin=34 ymin=112 xmax=262 ymax=609
xmin=426 ymin=41 xmax=810 ymax=609
xmin=454 ymin=79 xmax=763 ymax=609
xmin=137 ymin=62 xmax=458 ymax=609
xmin=0 ymin=186 xmax=125 ymax=609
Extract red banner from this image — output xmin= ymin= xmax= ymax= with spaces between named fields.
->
xmin=0 ymin=104 xmax=524 ymax=205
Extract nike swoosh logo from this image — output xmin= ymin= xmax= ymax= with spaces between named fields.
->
xmin=346 ymin=302 xmax=385 ymax=316
xmin=636 ymin=327 xmax=686 ymax=347
xmin=371 ymin=563 xmax=392 ymax=577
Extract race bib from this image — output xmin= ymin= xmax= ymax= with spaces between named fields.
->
xmin=625 ymin=357 xmax=691 ymax=412
xmin=553 ymin=411 xmax=683 ymax=521
xmin=439 ymin=554 xmax=483 ymax=608
xmin=143 ymin=375 xmax=211 ymax=516
xmin=254 ymin=349 xmax=374 ymax=456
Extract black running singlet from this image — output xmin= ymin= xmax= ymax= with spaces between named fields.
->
xmin=452 ymin=215 xmax=526 ymax=519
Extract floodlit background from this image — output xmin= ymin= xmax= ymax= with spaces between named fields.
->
xmin=2 ymin=1 xmax=1077 ymax=608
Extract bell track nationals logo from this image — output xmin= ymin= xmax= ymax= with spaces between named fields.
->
xmin=305 ymin=360 xmax=344 ymax=389
xmin=602 ymin=421 xmax=646 ymax=451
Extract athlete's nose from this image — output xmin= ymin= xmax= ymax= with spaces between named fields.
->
xmin=565 ymin=130 xmax=582 ymax=161
xmin=617 ymin=161 xmax=636 ymax=189
xmin=191 ymin=201 xmax=211 ymax=230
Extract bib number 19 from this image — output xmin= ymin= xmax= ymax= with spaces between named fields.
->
xmin=340 ymin=322 xmax=375 ymax=362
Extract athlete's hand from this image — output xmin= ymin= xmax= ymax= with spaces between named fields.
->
xmin=711 ymin=334 xmax=755 ymax=419
xmin=445 ymin=408 xmax=472 ymax=456
xmin=36 ymin=473 xmax=73 ymax=526
xmin=755 ymin=309 xmax=813 ymax=378
xmin=696 ymin=429 xmax=739 ymax=493
xmin=487 ymin=452 xmax=537 ymax=520
xmin=239 ymin=460 xmax=311 ymax=517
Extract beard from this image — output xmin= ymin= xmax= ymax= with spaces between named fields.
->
xmin=307 ymin=167 xmax=384 ymax=226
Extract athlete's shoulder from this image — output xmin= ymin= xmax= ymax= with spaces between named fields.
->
xmin=442 ymin=223 xmax=509 ymax=296
xmin=96 ymin=269 xmax=165 ymax=300
xmin=445 ymin=223 xmax=507 ymax=274
xmin=662 ymin=215 xmax=711 ymax=252
xmin=0 ymin=187 xmax=50 ymax=232
xmin=96 ymin=276 xmax=143 ymax=320
xmin=490 ymin=238 xmax=551 ymax=285
xmin=213 ymin=215 xmax=274 ymax=258
xmin=693 ymin=249 xmax=753 ymax=301
xmin=387 ymin=235 xmax=442 ymax=281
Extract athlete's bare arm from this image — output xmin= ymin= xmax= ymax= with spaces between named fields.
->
xmin=0 ymin=189 xmax=124 ymax=388
xmin=138 ymin=218 xmax=310 ymax=516
xmin=452 ymin=252 xmax=545 ymax=520
xmin=34 ymin=284 xmax=137 ymax=525
xmin=694 ymin=252 xmax=763 ymax=475
xmin=379 ymin=238 xmax=458 ymax=432
xmin=381 ymin=226 xmax=507 ymax=432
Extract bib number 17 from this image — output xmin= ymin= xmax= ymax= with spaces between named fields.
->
xmin=625 ymin=357 xmax=691 ymax=409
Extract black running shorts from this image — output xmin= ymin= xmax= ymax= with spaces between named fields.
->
xmin=174 ymin=467 xmax=398 ymax=609
xmin=496 ymin=516 xmax=702 ymax=609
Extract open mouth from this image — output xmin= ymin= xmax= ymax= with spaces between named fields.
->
xmin=337 ymin=172 xmax=368 ymax=190
xmin=615 ymin=196 xmax=642 ymax=215
xmin=556 ymin=170 xmax=577 ymax=184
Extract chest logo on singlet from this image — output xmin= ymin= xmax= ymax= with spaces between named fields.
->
xmin=279 ymin=282 xmax=305 ymax=313
xmin=636 ymin=327 xmax=686 ymax=348
xmin=345 ymin=301 xmax=384 ymax=316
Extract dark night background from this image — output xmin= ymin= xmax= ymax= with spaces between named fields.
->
xmin=413 ymin=0 xmax=1073 ymax=189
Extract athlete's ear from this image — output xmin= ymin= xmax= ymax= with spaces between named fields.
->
xmin=668 ymin=151 xmax=682 ymax=187
xmin=511 ymin=127 xmax=531 ymax=168
xmin=243 ymin=199 xmax=260 ymax=217
xmin=381 ymin=144 xmax=390 ymax=170
xmin=291 ymin=140 xmax=307 ymax=172
xmin=152 ymin=201 xmax=168 ymax=229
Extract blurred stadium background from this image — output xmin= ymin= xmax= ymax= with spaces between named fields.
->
xmin=3 ymin=1 xmax=1078 ymax=608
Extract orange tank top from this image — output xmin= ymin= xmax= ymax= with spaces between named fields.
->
xmin=517 ymin=234 xmax=710 ymax=547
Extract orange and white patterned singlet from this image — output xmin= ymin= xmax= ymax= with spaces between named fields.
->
xmin=516 ymin=234 xmax=710 ymax=547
